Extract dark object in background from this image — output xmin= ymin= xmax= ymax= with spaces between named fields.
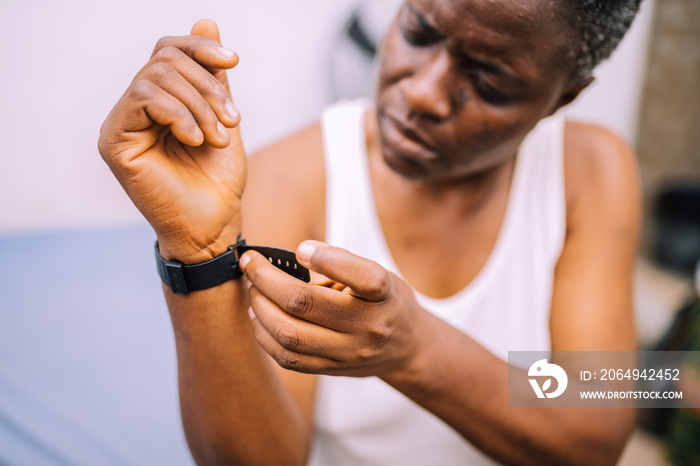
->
xmin=636 ymin=298 xmax=700 ymax=465
xmin=329 ymin=0 xmax=401 ymax=101
xmin=664 ymin=300 xmax=700 ymax=466
xmin=653 ymin=184 xmax=700 ymax=276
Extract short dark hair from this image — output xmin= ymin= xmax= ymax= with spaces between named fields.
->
xmin=564 ymin=0 xmax=643 ymax=82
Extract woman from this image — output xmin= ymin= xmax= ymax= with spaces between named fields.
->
xmin=99 ymin=0 xmax=643 ymax=464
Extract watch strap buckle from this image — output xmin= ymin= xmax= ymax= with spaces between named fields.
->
xmin=155 ymin=238 xmax=310 ymax=295
xmin=162 ymin=259 xmax=188 ymax=295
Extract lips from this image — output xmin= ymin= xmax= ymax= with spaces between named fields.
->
xmin=380 ymin=113 xmax=439 ymax=161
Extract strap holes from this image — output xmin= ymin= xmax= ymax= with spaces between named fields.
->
xmin=268 ymin=257 xmax=273 ymax=263
xmin=293 ymin=264 xmax=298 ymax=269
xmin=277 ymin=258 xmax=282 ymax=265
xmin=285 ymin=260 xmax=289 ymax=267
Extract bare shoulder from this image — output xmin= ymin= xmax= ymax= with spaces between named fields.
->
xmin=563 ymin=120 xmax=641 ymax=231
xmin=241 ymin=122 xmax=326 ymax=250
xmin=549 ymin=123 xmax=642 ymax=352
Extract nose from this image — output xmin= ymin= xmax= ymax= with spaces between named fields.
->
xmin=398 ymin=49 xmax=453 ymax=121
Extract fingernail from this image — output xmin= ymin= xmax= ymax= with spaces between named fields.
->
xmin=217 ymin=121 xmax=229 ymax=139
xmin=216 ymin=46 xmax=236 ymax=59
xmin=248 ymin=307 xmax=255 ymax=319
xmin=244 ymin=278 xmax=252 ymax=290
xmin=224 ymin=100 xmax=239 ymax=122
xmin=296 ymin=241 xmax=318 ymax=264
xmin=239 ymin=252 xmax=250 ymax=269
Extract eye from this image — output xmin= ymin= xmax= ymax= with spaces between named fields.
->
xmin=473 ymin=74 xmax=515 ymax=105
xmin=459 ymin=65 xmax=517 ymax=106
xmin=456 ymin=54 xmax=523 ymax=106
xmin=399 ymin=6 xmax=440 ymax=47
xmin=400 ymin=23 xmax=436 ymax=47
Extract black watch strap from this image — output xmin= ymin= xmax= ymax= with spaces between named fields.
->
xmin=155 ymin=238 xmax=310 ymax=295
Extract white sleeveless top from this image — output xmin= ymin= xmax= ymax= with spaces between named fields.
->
xmin=308 ymin=99 xmax=566 ymax=466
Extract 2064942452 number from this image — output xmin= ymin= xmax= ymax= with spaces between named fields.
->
xmin=600 ymin=368 xmax=680 ymax=381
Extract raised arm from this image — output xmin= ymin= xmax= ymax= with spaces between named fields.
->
xmin=98 ymin=20 xmax=313 ymax=465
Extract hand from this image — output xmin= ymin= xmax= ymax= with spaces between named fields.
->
xmin=240 ymin=241 xmax=429 ymax=378
xmin=98 ymin=19 xmax=246 ymax=263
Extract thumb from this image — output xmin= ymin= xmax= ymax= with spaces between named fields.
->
xmin=191 ymin=18 xmax=221 ymax=41
xmin=190 ymin=19 xmax=232 ymax=91
xmin=296 ymin=241 xmax=392 ymax=302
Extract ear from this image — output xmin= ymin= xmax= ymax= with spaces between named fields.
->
xmin=548 ymin=76 xmax=595 ymax=115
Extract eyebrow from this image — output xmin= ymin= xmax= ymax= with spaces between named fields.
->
xmin=405 ymin=3 xmax=442 ymax=37
xmin=404 ymin=1 xmax=528 ymax=89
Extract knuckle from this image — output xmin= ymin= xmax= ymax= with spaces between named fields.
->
xmin=128 ymin=79 xmax=156 ymax=102
xmin=153 ymin=44 xmax=182 ymax=62
xmin=276 ymin=349 xmax=301 ymax=370
xmin=275 ymin=321 xmax=300 ymax=351
xmin=207 ymin=76 xmax=228 ymax=100
xmin=367 ymin=318 xmax=393 ymax=344
xmin=171 ymin=103 xmax=193 ymax=122
xmin=189 ymin=71 xmax=228 ymax=105
xmin=207 ymin=41 xmax=223 ymax=55
xmin=354 ymin=345 xmax=376 ymax=364
xmin=145 ymin=61 xmax=174 ymax=80
xmin=285 ymin=285 xmax=312 ymax=316
xmin=191 ymin=99 xmax=217 ymax=122
xmin=245 ymin=256 xmax=265 ymax=283
xmin=154 ymin=36 xmax=172 ymax=53
xmin=362 ymin=267 xmax=391 ymax=297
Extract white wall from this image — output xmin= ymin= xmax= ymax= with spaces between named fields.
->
xmin=0 ymin=0 xmax=655 ymax=236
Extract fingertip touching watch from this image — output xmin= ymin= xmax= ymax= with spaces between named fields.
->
xmin=155 ymin=237 xmax=310 ymax=295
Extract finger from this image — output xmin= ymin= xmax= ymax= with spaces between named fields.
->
xmin=149 ymin=46 xmax=239 ymax=128
xmin=240 ymin=250 xmax=359 ymax=330
xmin=248 ymin=286 xmax=350 ymax=360
xmin=190 ymin=19 xmax=232 ymax=92
xmin=101 ymin=80 xmax=203 ymax=164
xmin=296 ymin=241 xmax=392 ymax=302
xmin=251 ymin=313 xmax=385 ymax=377
xmin=250 ymin=317 xmax=335 ymax=374
xmin=150 ymin=34 xmax=238 ymax=83
xmin=135 ymin=83 xmax=203 ymax=146
xmin=310 ymin=273 xmax=348 ymax=292
xmin=140 ymin=62 xmax=230 ymax=148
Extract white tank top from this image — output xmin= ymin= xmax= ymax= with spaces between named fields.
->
xmin=308 ymin=99 xmax=566 ymax=466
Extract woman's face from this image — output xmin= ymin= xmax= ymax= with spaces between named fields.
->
xmin=374 ymin=0 xmax=580 ymax=181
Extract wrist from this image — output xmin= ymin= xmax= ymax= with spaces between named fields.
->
xmin=380 ymin=310 xmax=436 ymax=391
xmin=156 ymin=228 xmax=242 ymax=264
xmin=155 ymin=234 xmax=311 ymax=296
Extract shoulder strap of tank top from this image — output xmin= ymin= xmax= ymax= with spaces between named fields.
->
xmin=321 ymin=99 xmax=374 ymax=247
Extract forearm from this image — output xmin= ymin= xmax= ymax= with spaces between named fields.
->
xmin=382 ymin=312 xmax=633 ymax=466
xmin=164 ymin=279 xmax=310 ymax=466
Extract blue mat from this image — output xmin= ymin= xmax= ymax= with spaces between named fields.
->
xmin=0 ymin=224 xmax=193 ymax=465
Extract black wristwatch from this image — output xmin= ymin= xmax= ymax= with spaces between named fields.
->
xmin=155 ymin=237 xmax=310 ymax=295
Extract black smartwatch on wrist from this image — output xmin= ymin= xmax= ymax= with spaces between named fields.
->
xmin=155 ymin=237 xmax=310 ymax=295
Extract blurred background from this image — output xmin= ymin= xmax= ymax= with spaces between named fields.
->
xmin=0 ymin=0 xmax=698 ymax=465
